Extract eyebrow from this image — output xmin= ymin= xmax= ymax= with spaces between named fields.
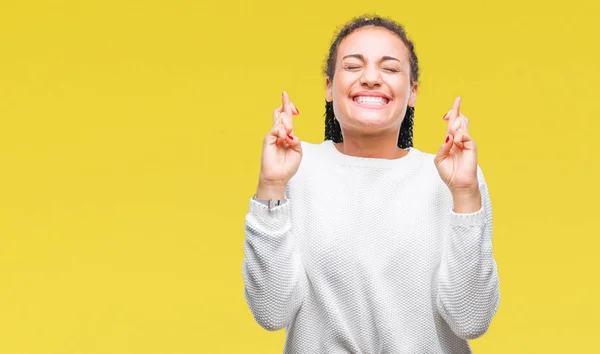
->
xmin=342 ymin=54 xmax=402 ymax=63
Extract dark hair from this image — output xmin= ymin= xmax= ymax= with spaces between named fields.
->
xmin=323 ymin=15 xmax=419 ymax=149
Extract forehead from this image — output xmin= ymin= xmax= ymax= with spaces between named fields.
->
xmin=337 ymin=26 xmax=409 ymax=62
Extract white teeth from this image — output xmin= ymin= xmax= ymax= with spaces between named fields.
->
xmin=355 ymin=96 xmax=387 ymax=105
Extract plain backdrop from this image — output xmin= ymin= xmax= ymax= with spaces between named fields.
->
xmin=1 ymin=0 xmax=599 ymax=353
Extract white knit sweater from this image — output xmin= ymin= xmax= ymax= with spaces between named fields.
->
xmin=242 ymin=140 xmax=500 ymax=353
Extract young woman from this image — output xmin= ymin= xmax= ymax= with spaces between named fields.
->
xmin=242 ymin=15 xmax=500 ymax=353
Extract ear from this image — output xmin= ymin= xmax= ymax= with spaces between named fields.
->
xmin=408 ymin=82 xmax=418 ymax=107
xmin=326 ymin=77 xmax=333 ymax=102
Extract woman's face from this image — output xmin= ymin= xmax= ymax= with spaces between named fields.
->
xmin=326 ymin=26 xmax=417 ymax=135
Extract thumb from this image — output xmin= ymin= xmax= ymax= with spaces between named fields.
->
xmin=434 ymin=134 xmax=453 ymax=164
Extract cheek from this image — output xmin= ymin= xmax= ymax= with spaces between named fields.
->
xmin=332 ymin=81 xmax=344 ymax=96
xmin=388 ymin=79 xmax=411 ymax=101
xmin=333 ymin=72 xmax=356 ymax=94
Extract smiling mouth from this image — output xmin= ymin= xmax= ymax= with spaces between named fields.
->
xmin=352 ymin=96 xmax=390 ymax=106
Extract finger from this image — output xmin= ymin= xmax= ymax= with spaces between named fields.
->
xmin=449 ymin=119 xmax=460 ymax=135
xmin=282 ymin=91 xmax=295 ymax=134
xmin=454 ymin=130 xmax=464 ymax=150
xmin=272 ymin=98 xmax=298 ymax=127
xmin=272 ymin=106 xmax=283 ymax=125
xmin=279 ymin=112 xmax=294 ymax=135
xmin=282 ymin=91 xmax=293 ymax=117
xmin=456 ymin=114 xmax=469 ymax=133
xmin=442 ymin=109 xmax=452 ymax=121
xmin=290 ymin=102 xmax=299 ymax=116
xmin=266 ymin=123 xmax=281 ymax=146
xmin=434 ymin=134 xmax=454 ymax=164
xmin=449 ymin=114 xmax=469 ymax=136
xmin=268 ymin=122 xmax=287 ymax=146
xmin=286 ymin=132 xmax=301 ymax=152
xmin=451 ymin=96 xmax=462 ymax=117
xmin=453 ymin=127 xmax=473 ymax=150
xmin=459 ymin=127 xmax=473 ymax=143
xmin=458 ymin=114 xmax=469 ymax=129
xmin=277 ymin=122 xmax=287 ymax=146
xmin=446 ymin=97 xmax=462 ymax=133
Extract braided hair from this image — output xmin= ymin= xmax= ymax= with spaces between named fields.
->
xmin=323 ymin=15 xmax=419 ymax=149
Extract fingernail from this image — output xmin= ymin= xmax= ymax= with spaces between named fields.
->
xmin=295 ymin=107 xmax=300 ymax=114
xmin=287 ymin=134 xmax=293 ymax=140
xmin=445 ymin=135 xmax=450 ymax=143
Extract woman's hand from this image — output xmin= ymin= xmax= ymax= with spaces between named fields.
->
xmin=256 ymin=91 xmax=302 ymax=199
xmin=434 ymin=97 xmax=481 ymax=212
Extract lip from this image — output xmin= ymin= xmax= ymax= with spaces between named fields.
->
xmin=351 ymin=91 xmax=392 ymax=109
xmin=351 ymin=91 xmax=392 ymax=100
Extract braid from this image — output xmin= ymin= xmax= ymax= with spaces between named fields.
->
xmin=399 ymin=106 xmax=414 ymax=148
xmin=324 ymin=101 xmax=343 ymax=143
xmin=325 ymin=100 xmax=414 ymax=148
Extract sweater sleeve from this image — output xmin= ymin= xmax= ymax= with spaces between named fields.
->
xmin=241 ymin=197 xmax=308 ymax=331
xmin=435 ymin=167 xmax=500 ymax=340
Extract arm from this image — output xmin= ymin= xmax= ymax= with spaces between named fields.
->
xmin=242 ymin=195 xmax=308 ymax=331
xmin=435 ymin=167 xmax=500 ymax=339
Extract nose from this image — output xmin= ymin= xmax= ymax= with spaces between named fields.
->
xmin=359 ymin=65 xmax=382 ymax=88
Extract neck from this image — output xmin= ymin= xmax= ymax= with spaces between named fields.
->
xmin=334 ymin=131 xmax=408 ymax=160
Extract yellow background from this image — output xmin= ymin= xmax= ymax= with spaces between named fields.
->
xmin=1 ymin=0 xmax=598 ymax=353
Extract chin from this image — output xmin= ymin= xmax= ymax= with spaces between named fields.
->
xmin=345 ymin=118 xmax=393 ymax=133
xmin=349 ymin=110 xmax=393 ymax=127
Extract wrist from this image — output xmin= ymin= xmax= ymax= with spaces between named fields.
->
xmin=451 ymin=186 xmax=481 ymax=214
xmin=256 ymin=180 xmax=287 ymax=200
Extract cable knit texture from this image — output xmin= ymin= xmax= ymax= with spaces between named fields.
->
xmin=242 ymin=140 xmax=500 ymax=353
